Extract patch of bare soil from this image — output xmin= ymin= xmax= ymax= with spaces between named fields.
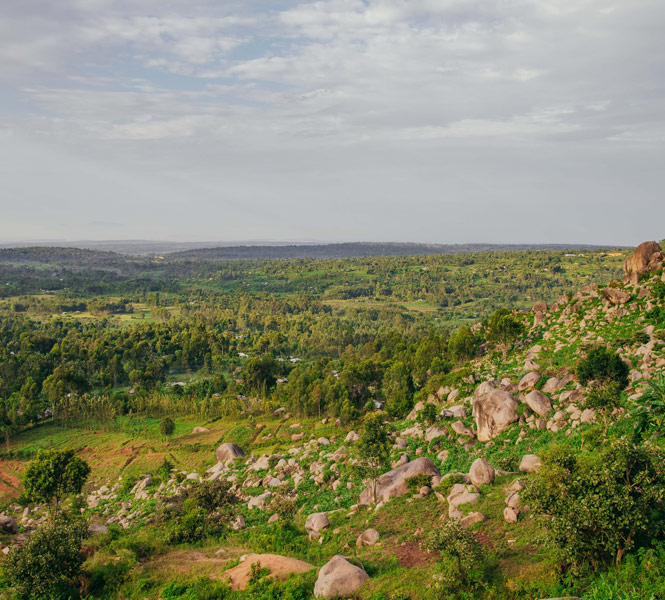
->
xmin=392 ymin=541 xmax=439 ymax=568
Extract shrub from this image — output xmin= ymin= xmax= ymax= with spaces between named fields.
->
xmin=523 ymin=439 xmax=665 ymax=571
xmin=436 ymin=474 xmax=465 ymax=497
xmin=583 ymin=381 xmax=623 ymax=411
xmin=576 ymin=346 xmax=629 ymax=388
xmin=406 ymin=473 xmax=432 ymax=494
xmin=417 ymin=402 xmax=438 ymax=426
xmin=421 ymin=519 xmax=484 ymax=588
xmin=4 ymin=515 xmax=88 ymax=599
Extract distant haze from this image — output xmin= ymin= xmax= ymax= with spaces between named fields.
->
xmin=1 ymin=1 xmax=664 ymax=245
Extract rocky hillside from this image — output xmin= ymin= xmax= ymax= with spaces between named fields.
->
xmin=1 ymin=241 xmax=665 ymax=600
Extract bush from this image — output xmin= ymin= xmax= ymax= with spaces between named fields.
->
xmin=421 ymin=519 xmax=484 ymax=589
xmin=576 ymin=346 xmax=629 ymax=388
xmin=4 ymin=515 xmax=88 ymax=599
xmin=405 ymin=473 xmax=432 ymax=494
xmin=523 ymin=439 xmax=665 ymax=571
xmin=417 ymin=402 xmax=438 ymax=426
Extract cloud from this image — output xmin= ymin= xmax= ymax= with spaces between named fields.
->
xmin=0 ymin=0 xmax=664 ymax=244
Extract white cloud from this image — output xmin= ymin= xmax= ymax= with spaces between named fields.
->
xmin=0 ymin=0 xmax=664 ymax=243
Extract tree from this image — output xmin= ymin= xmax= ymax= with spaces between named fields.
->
xmin=4 ymin=515 xmax=88 ymax=599
xmin=356 ymin=413 xmax=392 ymax=503
xmin=159 ymin=416 xmax=176 ymax=440
xmin=382 ymin=361 xmax=414 ymax=418
xmin=23 ymin=449 xmax=90 ymax=512
xmin=485 ymin=309 xmax=524 ymax=347
xmin=523 ymin=439 xmax=665 ymax=570
xmin=448 ymin=326 xmax=478 ymax=362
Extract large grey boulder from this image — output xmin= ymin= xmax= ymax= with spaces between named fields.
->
xmin=524 ymin=390 xmax=552 ymax=416
xmin=472 ymin=390 xmax=519 ymax=442
xmin=469 ymin=458 xmax=495 ymax=486
xmin=359 ymin=457 xmax=440 ymax=505
xmin=314 ymin=555 xmax=368 ymax=598
xmin=216 ymin=443 xmax=245 ymax=463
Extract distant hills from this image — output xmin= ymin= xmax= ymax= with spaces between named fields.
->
xmin=0 ymin=240 xmax=622 ymax=259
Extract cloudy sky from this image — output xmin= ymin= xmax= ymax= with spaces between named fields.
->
xmin=1 ymin=0 xmax=663 ymax=245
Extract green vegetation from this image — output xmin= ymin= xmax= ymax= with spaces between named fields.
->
xmin=2 ymin=243 xmax=665 ymax=599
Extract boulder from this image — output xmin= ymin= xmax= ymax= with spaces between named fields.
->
xmin=215 ymin=443 xmax=245 ymax=463
xmin=314 ymin=555 xmax=368 ymax=598
xmin=359 ymin=457 xmax=440 ymax=505
xmin=305 ymin=512 xmax=330 ymax=537
xmin=224 ymin=554 xmax=315 ymax=590
xmin=474 ymin=381 xmax=496 ymax=399
xmin=192 ymin=426 xmax=210 ymax=434
xmin=469 ymin=458 xmax=495 ymax=486
xmin=602 ymin=287 xmax=631 ymax=305
xmin=532 ymin=302 xmax=548 ymax=313
xmin=345 ymin=431 xmax=359 ymax=443
xmin=451 ymin=421 xmax=474 ymax=437
xmin=518 ymin=372 xmax=541 ymax=391
xmin=524 ymin=390 xmax=552 ymax=416
xmin=624 ymin=241 xmax=665 ymax=284
xmin=356 ymin=528 xmax=380 ymax=547
xmin=504 ymin=506 xmax=519 ymax=523
xmin=447 ymin=483 xmax=480 ymax=518
xmin=519 ymin=454 xmax=542 ymax=473
xmin=472 ymin=390 xmax=519 ymax=442
xmin=248 ymin=492 xmax=272 ymax=510
xmin=0 ymin=515 xmax=17 ymax=534
xmin=460 ymin=512 xmax=486 ymax=528
xmin=424 ymin=426 xmax=448 ymax=442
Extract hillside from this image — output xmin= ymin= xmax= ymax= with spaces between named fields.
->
xmin=170 ymin=242 xmax=613 ymax=260
xmin=0 ymin=242 xmax=664 ymax=599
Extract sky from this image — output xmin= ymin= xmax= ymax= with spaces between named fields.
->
xmin=0 ymin=0 xmax=664 ymax=245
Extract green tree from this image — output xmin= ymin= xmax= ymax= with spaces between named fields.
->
xmin=160 ymin=416 xmax=176 ymax=440
xmin=523 ymin=439 xmax=665 ymax=570
xmin=448 ymin=326 xmax=478 ymax=362
xmin=23 ymin=449 xmax=90 ymax=513
xmin=485 ymin=308 xmax=524 ymax=347
xmin=357 ymin=413 xmax=392 ymax=503
xmin=4 ymin=515 xmax=88 ymax=600
xmin=382 ymin=361 xmax=414 ymax=418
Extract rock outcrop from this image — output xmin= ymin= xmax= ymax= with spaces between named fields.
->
xmin=473 ymin=389 xmax=519 ymax=441
xmin=624 ymin=241 xmax=664 ymax=284
xmin=223 ymin=554 xmax=315 ymax=590
xmin=359 ymin=457 xmax=440 ymax=504
xmin=215 ymin=443 xmax=245 ymax=463
xmin=314 ymin=555 xmax=368 ymax=598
